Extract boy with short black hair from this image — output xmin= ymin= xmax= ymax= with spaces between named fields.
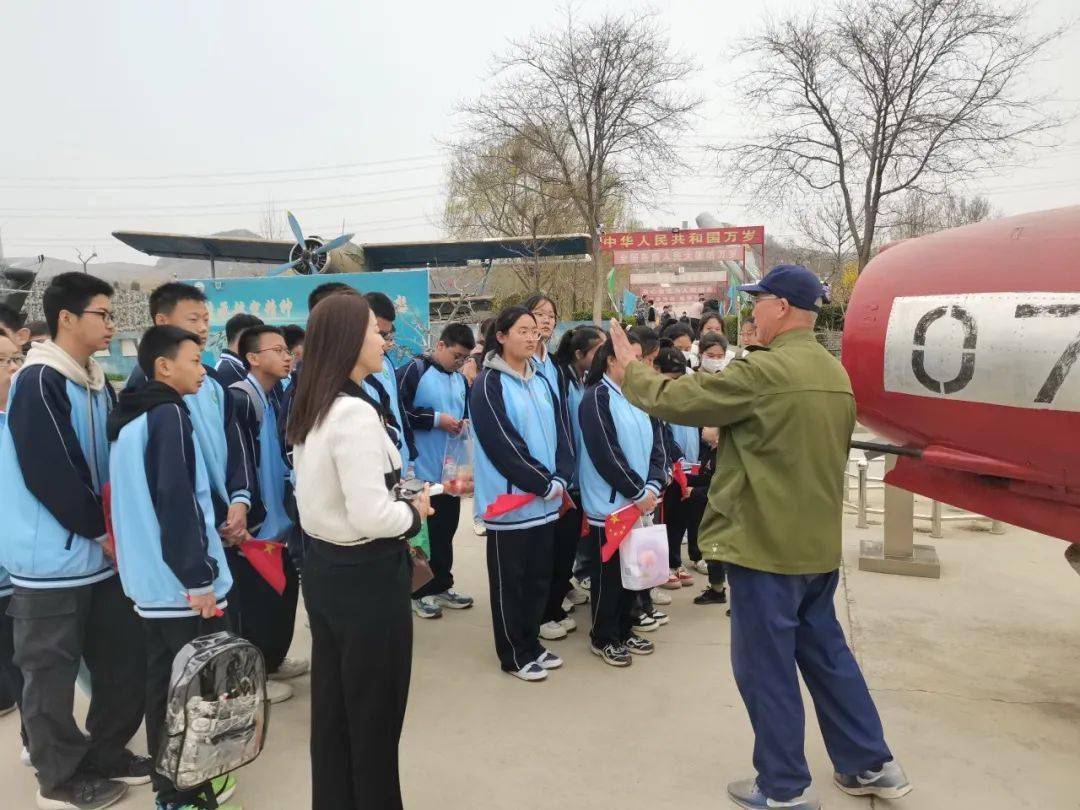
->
xmin=0 ymin=272 xmax=148 ymax=810
xmin=108 ymin=325 xmax=238 ymax=810
xmin=396 ymin=322 xmax=476 ymax=618
xmin=0 ymin=302 xmax=29 ymax=346
xmin=215 ymin=313 xmax=263 ymax=387
xmin=228 ymin=325 xmax=305 ymax=699
xmin=363 ymin=291 xmax=414 ymax=465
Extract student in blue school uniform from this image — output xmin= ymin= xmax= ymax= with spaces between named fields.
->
xmin=396 ymin=322 xmax=476 ymax=619
xmin=469 ymin=307 xmax=574 ymax=682
xmin=0 ymin=273 xmax=148 ymax=809
xmin=538 ymin=325 xmax=604 ymax=642
xmin=107 ymin=325 xmax=239 ymax=810
xmin=215 ymin=312 xmax=263 ymax=388
xmin=363 ymin=291 xmax=414 ymax=468
xmin=577 ymin=334 xmax=667 ymax=668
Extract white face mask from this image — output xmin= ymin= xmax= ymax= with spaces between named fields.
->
xmin=681 ymin=349 xmax=692 ymax=361
xmin=700 ymin=356 xmax=726 ymax=374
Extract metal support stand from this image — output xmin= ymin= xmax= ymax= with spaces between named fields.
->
xmin=859 ymin=456 xmax=941 ymax=578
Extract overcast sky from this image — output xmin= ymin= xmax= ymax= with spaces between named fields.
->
xmin=1 ymin=0 xmax=1077 ymax=263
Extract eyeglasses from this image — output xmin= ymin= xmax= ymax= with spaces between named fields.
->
xmin=0 ymin=353 xmax=24 ymax=367
xmin=253 ymin=345 xmax=291 ymax=357
xmin=80 ymin=308 xmax=116 ymax=325
xmin=514 ymin=329 xmax=542 ymax=339
xmin=379 ymin=330 xmax=396 ymax=341
xmin=751 ymin=295 xmax=781 ymax=306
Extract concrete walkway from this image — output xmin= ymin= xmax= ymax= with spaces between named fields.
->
xmin=3 ymin=501 xmax=1079 ymax=809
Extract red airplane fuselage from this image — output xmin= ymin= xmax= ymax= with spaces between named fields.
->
xmin=842 ymin=206 xmax=1080 ymax=543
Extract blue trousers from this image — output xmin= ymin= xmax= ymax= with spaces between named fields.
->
xmin=727 ymin=564 xmax=892 ymax=802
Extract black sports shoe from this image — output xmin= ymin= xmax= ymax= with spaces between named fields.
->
xmin=624 ymin=634 xmax=655 ymax=655
xmin=90 ymin=751 xmax=153 ymax=786
xmin=589 ymin=641 xmax=631 ymax=667
xmin=37 ymin=776 xmax=128 ymax=810
xmin=693 ymin=586 xmax=728 ymax=606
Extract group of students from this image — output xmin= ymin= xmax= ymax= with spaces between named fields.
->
xmin=0 ymin=272 xmax=754 ymax=808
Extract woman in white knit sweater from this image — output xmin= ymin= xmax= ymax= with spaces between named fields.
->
xmin=288 ymin=292 xmax=433 ymax=810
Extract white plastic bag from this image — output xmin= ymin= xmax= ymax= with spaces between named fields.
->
xmin=619 ymin=520 xmax=670 ymax=591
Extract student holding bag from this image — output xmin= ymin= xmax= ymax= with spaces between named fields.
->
xmin=289 ymin=293 xmax=433 ymax=810
xmin=578 ymin=335 xmax=667 ymax=667
xmin=469 ymin=307 xmax=573 ymax=682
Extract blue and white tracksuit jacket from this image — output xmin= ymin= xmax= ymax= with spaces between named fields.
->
xmin=126 ymin=364 xmax=251 ymax=525
xmin=395 ymin=356 xmax=468 ymax=485
xmin=0 ymin=411 xmax=9 ymax=599
xmin=365 ymin=354 xmax=413 ymax=464
xmin=110 ymin=402 xmax=233 ymax=618
xmin=577 ymin=375 xmax=666 ymax=527
xmin=554 ymin=363 xmax=586 ymax=492
xmin=667 ymin=422 xmax=700 ymax=468
xmin=469 ymin=353 xmax=573 ymax=531
xmin=214 ymin=349 xmax=247 ymax=388
xmin=0 ymin=366 xmax=115 ymax=589
xmin=229 ymin=375 xmax=292 ymax=540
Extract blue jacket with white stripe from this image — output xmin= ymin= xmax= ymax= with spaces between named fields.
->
xmin=229 ymin=374 xmax=292 ymax=540
xmin=109 ymin=397 xmax=233 ymax=618
xmin=577 ymin=376 xmax=666 ymax=526
xmin=0 ymin=365 xmax=115 ymax=589
xmin=0 ymin=410 xmax=9 ymax=598
xmin=469 ymin=353 xmax=573 ymax=531
xmin=395 ymin=356 xmax=468 ymax=485
xmin=365 ymin=354 xmax=413 ymax=463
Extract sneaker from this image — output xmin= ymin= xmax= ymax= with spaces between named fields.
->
xmin=265 ymin=680 xmax=293 ymax=704
xmin=558 ymin=615 xmax=577 ymax=633
xmin=633 ymin=612 xmax=659 ymax=632
xmin=158 ymin=804 xmax=241 ymax=810
xmin=211 ymin=774 xmax=238 ymax=803
xmin=472 ymin=518 xmax=487 ymax=536
xmin=624 ymin=634 xmax=655 ymax=655
xmin=575 ymin=576 xmax=591 ymax=592
xmin=536 ymin=650 xmax=563 ymax=670
xmin=21 ymin=745 xmax=32 ymax=767
xmin=411 ymin=597 xmax=443 ymax=619
xmin=565 ymin=586 xmax=588 ymax=605
xmin=661 ymin=570 xmax=683 ymax=590
xmin=0 ymin=702 xmax=14 ymax=717
xmin=834 ymin=759 xmax=912 ymax=799
xmin=510 ymin=662 xmax=548 ymax=682
xmin=648 ymin=609 xmax=670 ymax=626
xmin=589 ymin=641 xmax=631 ymax=667
xmin=694 ymin=586 xmax=728 ymax=605
xmin=91 ymin=751 xmax=152 ymax=786
xmin=539 ymin=620 xmax=568 ymax=640
xmin=649 ymin=587 xmax=672 ymax=605
xmin=37 ymin=776 xmax=128 ymax=810
xmin=726 ymin=778 xmax=819 ymax=809
xmin=691 ymin=559 xmax=709 ymax=575
xmin=430 ymin=590 xmax=474 ymax=610
xmin=676 ymin=567 xmax=695 ymax=586
xmin=268 ymin=656 xmax=309 ymax=680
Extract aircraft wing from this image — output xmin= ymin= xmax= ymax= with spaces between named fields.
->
xmin=112 ymin=231 xmax=295 ymax=264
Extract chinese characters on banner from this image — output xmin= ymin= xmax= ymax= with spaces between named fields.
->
xmin=613 ymin=245 xmax=744 ymax=265
xmin=599 ymin=226 xmax=764 ymax=254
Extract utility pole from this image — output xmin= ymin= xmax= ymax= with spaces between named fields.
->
xmin=75 ymin=247 xmax=97 ymax=274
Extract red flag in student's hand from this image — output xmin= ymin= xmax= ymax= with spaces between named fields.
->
xmin=559 ymin=489 xmax=575 ymax=517
xmin=240 ymin=539 xmax=286 ymax=595
xmin=482 ymin=492 xmax=538 ymax=519
xmin=601 ymin=503 xmax=642 ymax=562
xmin=672 ymin=463 xmax=690 ymax=500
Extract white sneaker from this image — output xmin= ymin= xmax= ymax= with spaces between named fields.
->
xmin=650 ymin=587 xmax=672 ymax=605
xmin=510 ymin=662 xmax=548 ymax=682
xmin=266 ymin=680 xmax=294 ymax=704
xmin=565 ymin=587 xmax=588 ymax=605
xmin=692 ymin=559 xmax=709 ymax=575
xmin=472 ymin=518 xmax=487 ymax=536
xmin=558 ymin=615 xmax=577 ymax=633
xmin=268 ymin=656 xmax=309 ymax=680
xmin=21 ymin=745 xmax=31 ymax=767
xmin=539 ymin=620 xmax=568 ymax=640
xmin=536 ymin=650 xmax=563 ymax=670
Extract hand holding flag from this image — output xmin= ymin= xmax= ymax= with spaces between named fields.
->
xmin=240 ymin=539 xmax=286 ymax=595
xmin=601 ymin=503 xmax=642 ymax=562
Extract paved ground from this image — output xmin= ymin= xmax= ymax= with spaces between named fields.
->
xmin=3 ymin=492 xmax=1079 ymax=809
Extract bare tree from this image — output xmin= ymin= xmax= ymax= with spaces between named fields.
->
xmin=793 ymin=195 xmax=858 ymax=287
xmin=259 ymin=200 xmax=283 ymax=240
xmin=883 ymin=190 xmax=996 ymax=239
xmin=724 ymin=0 xmax=1065 ymax=270
xmin=458 ymin=7 xmax=701 ymax=321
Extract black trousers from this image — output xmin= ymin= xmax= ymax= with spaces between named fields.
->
xmin=707 ymin=560 xmax=727 ymax=588
xmin=303 ymin=539 xmax=412 ymax=810
xmin=587 ymin=525 xmax=638 ymax=646
xmin=225 ymin=545 xmax=300 ymax=674
xmin=8 ymin=576 xmax=145 ymax=791
xmin=542 ymin=500 xmax=583 ymax=624
xmin=0 ymin=594 xmax=28 ymax=746
xmin=662 ymin=484 xmax=691 ymax=569
xmin=144 ymin=614 xmax=230 ymax=804
xmin=486 ymin=523 xmax=554 ymax=672
xmin=412 ymin=493 xmax=460 ymax=599
xmin=686 ymin=487 xmax=707 ymax=562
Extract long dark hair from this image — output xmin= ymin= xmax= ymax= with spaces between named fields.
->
xmin=484 ymin=306 xmax=535 ymax=357
xmin=287 ymin=294 xmax=373 ymax=445
xmin=584 ymin=331 xmax=642 ymax=387
xmin=697 ymin=311 xmax=723 ymax=338
xmin=554 ymin=325 xmax=603 ymax=375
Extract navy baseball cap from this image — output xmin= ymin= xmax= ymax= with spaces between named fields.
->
xmin=738 ymin=264 xmax=824 ymax=312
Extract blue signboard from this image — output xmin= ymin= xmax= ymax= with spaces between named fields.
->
xmin=191 ymin=270 xmax=430 ymax=367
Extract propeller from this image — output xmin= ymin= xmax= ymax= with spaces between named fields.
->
xmin=268 ymin=211 xmax=354 ymax=276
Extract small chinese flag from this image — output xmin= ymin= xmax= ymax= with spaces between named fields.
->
xmin=240 ymin=539 xmax=286 ymax=595
xmin=559 ymin=490 xmax=575 ymax=517
xmin=482 ymin=493 xmax=538 ymax=519
xmin=601 ymin=504 xmax=642 ymax=562
xmin=672 ymin=464 xmax=690 ymax=500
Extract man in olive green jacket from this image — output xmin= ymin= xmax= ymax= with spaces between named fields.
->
xmin=610 ymin=265 xmax=911 ymax=810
